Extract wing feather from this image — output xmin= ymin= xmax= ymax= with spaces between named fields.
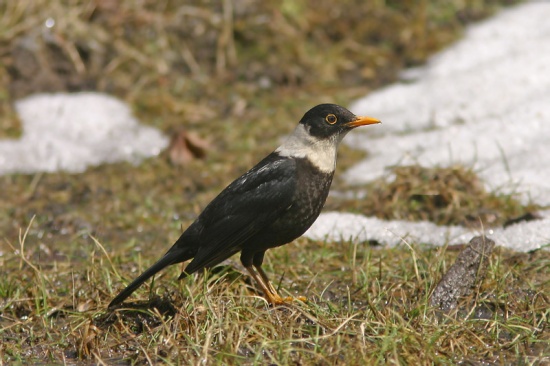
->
xmin=183 ymin=154 xmax=296 ymax=273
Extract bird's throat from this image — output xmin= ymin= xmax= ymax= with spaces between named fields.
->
xmin=275 ymin=124 xmax=342 ymax=174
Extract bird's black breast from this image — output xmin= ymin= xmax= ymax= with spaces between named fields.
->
xmin=249 ymin=156 xmax=334 ymax=250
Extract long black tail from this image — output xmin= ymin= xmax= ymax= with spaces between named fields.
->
xmin=108 ymin=250 xmax=185 ymax=308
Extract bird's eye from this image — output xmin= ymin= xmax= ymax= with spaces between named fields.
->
xmin=325 ymin=114 xmax=337 ymax=124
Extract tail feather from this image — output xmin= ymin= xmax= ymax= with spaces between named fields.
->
xmin=108 ymin=249 xmax=187 ymax=308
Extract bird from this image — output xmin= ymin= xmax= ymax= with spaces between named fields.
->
xmin=108 ymin=104 xmax=380 ymax=308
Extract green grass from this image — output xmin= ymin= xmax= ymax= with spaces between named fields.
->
xmin=1 ymin=225 xmax=548 ymax=364
xmin=2 ymin=0 xmax=549 ymax=364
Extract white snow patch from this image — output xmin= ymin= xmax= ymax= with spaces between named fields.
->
xmin=306 ymin=211 xmax=550 ymax=252
xmin=306 ymin=2 xmax=550 ymax=252
xmin=0 ymin=92 xmax=168 ymax=175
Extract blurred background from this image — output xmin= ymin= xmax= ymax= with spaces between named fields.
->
xmin=0 ymin=0 xmax=515 ymax=254
xmin=0 ymin=0 xmax=516 ymax=137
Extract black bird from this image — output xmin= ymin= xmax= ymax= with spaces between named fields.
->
xmin=108 ymin=104 xmax=380 ymax=307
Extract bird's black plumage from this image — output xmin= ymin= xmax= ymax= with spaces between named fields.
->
xmin=108 ymin=104 xmax=380 ymax=307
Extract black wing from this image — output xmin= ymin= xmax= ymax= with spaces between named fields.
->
xmin=108 ymin=153 xmax=296 ymax=308
xmin=182 ymin=153 xmax=297 ymax=273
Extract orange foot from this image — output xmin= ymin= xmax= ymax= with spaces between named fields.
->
xmin=265 ymin=292 xmax=308 ymax=305
xmin=245 ymin=265 xmax=307 ymax=305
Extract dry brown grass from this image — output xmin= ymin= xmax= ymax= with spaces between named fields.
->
xmin=328 ymin=165 xmax=540 ymax=228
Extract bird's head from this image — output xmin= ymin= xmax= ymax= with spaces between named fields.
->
xmin=276 ymin=104 xmax=380 ymax=173
xmin=299 ymin=104 xmax=380 ymax=141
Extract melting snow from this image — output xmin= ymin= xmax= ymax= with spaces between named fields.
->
xmin=0 ymin=92 xmax=168 ymax=175
xmin=306 ymin=1 xmax=550 ymax=252
xmin=306 ymin=211 xmax=550 ymax=253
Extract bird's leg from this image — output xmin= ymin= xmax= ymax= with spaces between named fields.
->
xmin=245 ymin=265 xmax=286 ymax=305
xmin=254 ymin=264 xmax=280 ymax=297
xmin=254 ymin=264 xmax=307 ymax=304
xmin=251 ymin=252 xmax=281 ymax=297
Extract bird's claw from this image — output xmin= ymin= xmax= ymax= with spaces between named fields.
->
xmin=268 ymin=294 xmax=308 ymax=305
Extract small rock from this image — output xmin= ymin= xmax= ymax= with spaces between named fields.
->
xmin=430 ymin=235 xmax=495 ymax=311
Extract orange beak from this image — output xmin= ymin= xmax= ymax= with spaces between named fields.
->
xmin=345 ymin=115 xmax=381 ymax=128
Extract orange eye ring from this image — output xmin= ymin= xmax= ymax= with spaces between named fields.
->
xmin=325 ymin=114 xmax=337 ymax=124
